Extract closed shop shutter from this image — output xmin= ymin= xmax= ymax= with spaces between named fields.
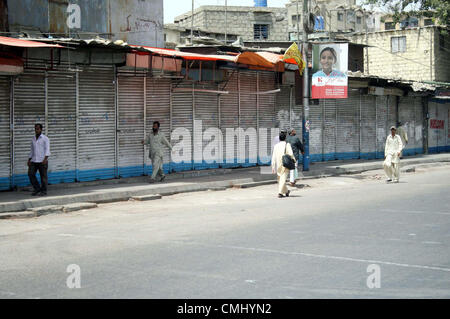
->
xmin=13 ymin=71 xmax=46 ymax=186
xmin=47 ymin=70 xmax=77 ymax=184
xmin=239 ymin=70 xmax=258 ymax=167
xmin=323 ymin=99 xmax=336 ymax=161
xmin=387 ymin=95 xmax=397 ymax=134
xmin=428 ymin=101 xmax=438 ymax=153
xmin=309 ymin=103 xmax=323 ymax=162
xmin=414 ymin=98 xmax=424 ymax=154
xmin=336 ymin=90 xmax=360 ymax=159
xmin=360 ymin=94 xmax=376 ymax=159
xmin=171 ymin=80 xmax=193 ymax=171
xmin=78 ymin=66 xmax=116 ymax=181
xmin=376 ymin=96 xmax=388 ymax=158
xmin=146 ymin=78 xmax=172 ymax=174
xmin=194 ymin=82 xmax=220 ymax=170
xmin=219 ymin=70 xmax=239 ymax=168
xmin=399 ymin=96 xmax=416 ymax=156
xmin=259 ymin=71 xmax=276 ymax=165
xmin=118 ymin=76 xmax=145 ymax=178
xmin=276 ymin=85 xmax=290 ymax=131
xmin=434 ymin=101 xmax=449 ymax=152
xmin=0 ymin=76 xmax=11 ymax=190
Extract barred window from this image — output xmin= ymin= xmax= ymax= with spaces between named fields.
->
xmin=254 ymin=24 xmax=269 ymax=40
xmin=391 ymin=36 xmax=406 ymax=53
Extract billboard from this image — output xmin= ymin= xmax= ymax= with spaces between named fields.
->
xmin=312 ymin=43 xmax=348 ymax=99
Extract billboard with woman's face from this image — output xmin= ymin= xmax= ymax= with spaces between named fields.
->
xmin=311 ymin=43 xmax=348 ymax=99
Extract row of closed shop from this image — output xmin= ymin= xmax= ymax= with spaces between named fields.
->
xmin=0 ymin=67 xmax=449 ymax=190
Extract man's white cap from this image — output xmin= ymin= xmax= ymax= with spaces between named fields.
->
xmin=390 ymin=126 xmax=397 ymax=130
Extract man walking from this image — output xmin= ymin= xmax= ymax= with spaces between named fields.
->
xmin=287 ymin=128 xmax=305 ymax=186
xmin=383 ymin=126 xmax=403 ymax=183
xmin=397 ymin=122 xmax=408 ymax=158
xmin=143 ymin=121 xmax=173 ymax=183
xmin=28 ymin=123 xmax=50 ymax=196
xmin=272 ymin=131 xmax=295 ymax=198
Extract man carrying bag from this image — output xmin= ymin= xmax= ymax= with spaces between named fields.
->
xmin=272 ymin=131 xmax=296 ymax=198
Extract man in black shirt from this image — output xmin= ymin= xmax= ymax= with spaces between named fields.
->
xmin=287 ymin=128 xmax=305 ymax=186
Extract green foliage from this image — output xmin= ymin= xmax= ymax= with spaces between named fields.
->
xmin=365 ymin=0 xmax=449 ymax=28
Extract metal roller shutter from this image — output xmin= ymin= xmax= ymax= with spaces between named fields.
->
xmin=414 ymin=98 xmax=424 ymax=154
xmin=13 ymin=71 xmax=46 ymax=186
xmin=171 ymin=80 xmax=193 ymax=172
xmin=220 ymin=70 xmax=239 ymax=168
xmin=118 ymin=76 xmax=145 ymax=178
xmin=428 ymin=101 xmax=438 ymax=153
xmin=0 ymin=76 xmax=11 ymax=190
xmin=78 ymin=66 xmax=116 ymax=181
xmin=360 ymin=94 xmax=376 ymax=159
xmin=259 ymin=71 xmax=277 ymax=165
xmin=309 ymin=103 xmax=323 ymax=162
xmin=47 ymin=70 xmax=77 ymax=184
xmin=376 ymin=96 xmax=388 ymax=159
xmin=336 ymin=90 xmax=360 ymax=160
xmin=399 ymin=96 xmax=416 ymax=156
xmin=146 ymin=78 xmax=172 ymax=175
xmin=239 ymin=70 xmax=258 ymax=167
xmin=323 ymin=99 xmax=336 ymax=161
xmin=387 ymin=95 xmax=397 ymax=134
xmin=276 ymin=85 xmax=290 ymax=131
xmin=436 ymin=102 xmax=448 ymax=152
xmin=194 ymin=82 xmax=220 ymax=170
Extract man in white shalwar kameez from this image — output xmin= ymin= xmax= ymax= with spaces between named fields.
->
xmin=272 ymin=131 xmax=295 ymax=198
xmin=383 ymin=126 xmax=403 ymax=183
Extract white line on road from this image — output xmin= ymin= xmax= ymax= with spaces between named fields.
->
xmin=185 ymin=242 xmax=450 ymax=273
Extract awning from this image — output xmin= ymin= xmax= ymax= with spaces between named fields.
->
xmin=0 ymin=36 xmax=64 ymax=48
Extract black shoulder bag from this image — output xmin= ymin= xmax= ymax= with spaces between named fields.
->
xmin=282 ymin=142 xmax=296 ymax=170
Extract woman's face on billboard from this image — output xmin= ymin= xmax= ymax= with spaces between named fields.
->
xmin=320 ymin=50 xmax=336 ymax=74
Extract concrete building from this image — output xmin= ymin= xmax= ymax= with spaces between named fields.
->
xmin=0 ymin=0 xmax=164 ymax=47
xmin=171 ymin=0 xmax=381 ymax=46
xmin=351 ymin=26 xmax=450 ymax=83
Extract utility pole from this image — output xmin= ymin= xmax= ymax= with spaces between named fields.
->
xmin=302 ymin=0 xmax=310 ymax=171
xmin=225 ymin=0 xmax=228 ymax=44
xmin=191 ymin=0 xmax=194 ymax=45
xmin=365 ymin=13 xmax=369 ymax=74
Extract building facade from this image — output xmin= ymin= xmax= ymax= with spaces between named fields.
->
xmin=351 ymin=26 xmax=450 ymax=83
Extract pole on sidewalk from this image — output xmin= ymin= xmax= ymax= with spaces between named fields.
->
xmin=302 ymin=0 xmax=310 ymax=171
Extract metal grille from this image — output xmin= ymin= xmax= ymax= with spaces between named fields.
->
xmin=309 ymin=103 xmax=323 ymax=161
xmin=13 ymin=71 xmax=46 ymax=186
xmin=239 ymin=70 xmax=258 ymax=166
xmin=323 ymin=99 xmax=336 ymax=161
xmin=146 ymin=78 xmax=172 ymax=173
xmin=171 ymin=80 xmax=193 ymax=171
xmin=387 ymin=95 xmax=397 ymax=133
xmin=219 ymin=70 xmax=239 ymax=167
xmin=276 ymin=85 xmax=290 ymax=130
xmin=259 ymin=71 xmax=276 ymax=164
xmin=336 ymin=90 xmax=360 ymax=159
xmin=194 ymin=82 xmax=220 ymax=169
xmin=376 ymin=95 xmax=388 ymax=158
xmin=360 ymin=94 xmax=376 ymax=159
xmin=414 ymin=98 xmax=424 ymax=153
xmin=0 ymin=76 xmax=11 ymax=190
xmin=78 ymin=65 xmax=116 ymax=181
xmin=399 ymin=96 xmax=416 ymax=155
xmin=118 ymin=76 xmax=145 ymax=177
xmin=47 ymin=70 xmax=77 ymax=183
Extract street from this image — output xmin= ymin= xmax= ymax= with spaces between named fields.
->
xmin=0 ymin=165 xmax=449 ymax=299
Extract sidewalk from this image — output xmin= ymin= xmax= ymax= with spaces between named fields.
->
xmin=1 ymin=153 xmax=449 ymax=217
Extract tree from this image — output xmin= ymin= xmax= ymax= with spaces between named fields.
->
xmin=366 ymin=0 xmax=449 ymax=31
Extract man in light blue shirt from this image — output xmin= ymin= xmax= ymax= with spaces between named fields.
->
xmin=28 ymin=123 xmax=51 ymax=196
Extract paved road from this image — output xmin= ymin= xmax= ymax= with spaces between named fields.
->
xmin=0 ymin=165 xmax=449 ymax=299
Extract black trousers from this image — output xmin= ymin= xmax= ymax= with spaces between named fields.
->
xmin=28 ymin=162 xmax=48 ymax=193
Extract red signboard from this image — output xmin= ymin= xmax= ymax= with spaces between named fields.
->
xmin=430 ymin=119 xmax=444 ymax=129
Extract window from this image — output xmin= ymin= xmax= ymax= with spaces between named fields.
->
xmin=338 ymin=12 xmax=343 ymax=21
xmin=391 ymin=36 xmax=406 ymax=53
xmin=254 ymin=24 xmax=269 ymax=40
xmin=424 ymin=18 xmax=434 ymax=26
xmin=385 ymin=22 xmax=395 ymax=30
xmin=292 ymin=14 xmax=301 ymax=25
xmin=357 ymin=16 xmax=362 ymax=24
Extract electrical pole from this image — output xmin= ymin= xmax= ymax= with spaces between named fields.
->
xmin=225 ymin=0 xmax=228 ymax=44
xmin=191 ymin=0 xmax=194 ymax=45
xmin=302 ymin=0 xmax=310 ymax=171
